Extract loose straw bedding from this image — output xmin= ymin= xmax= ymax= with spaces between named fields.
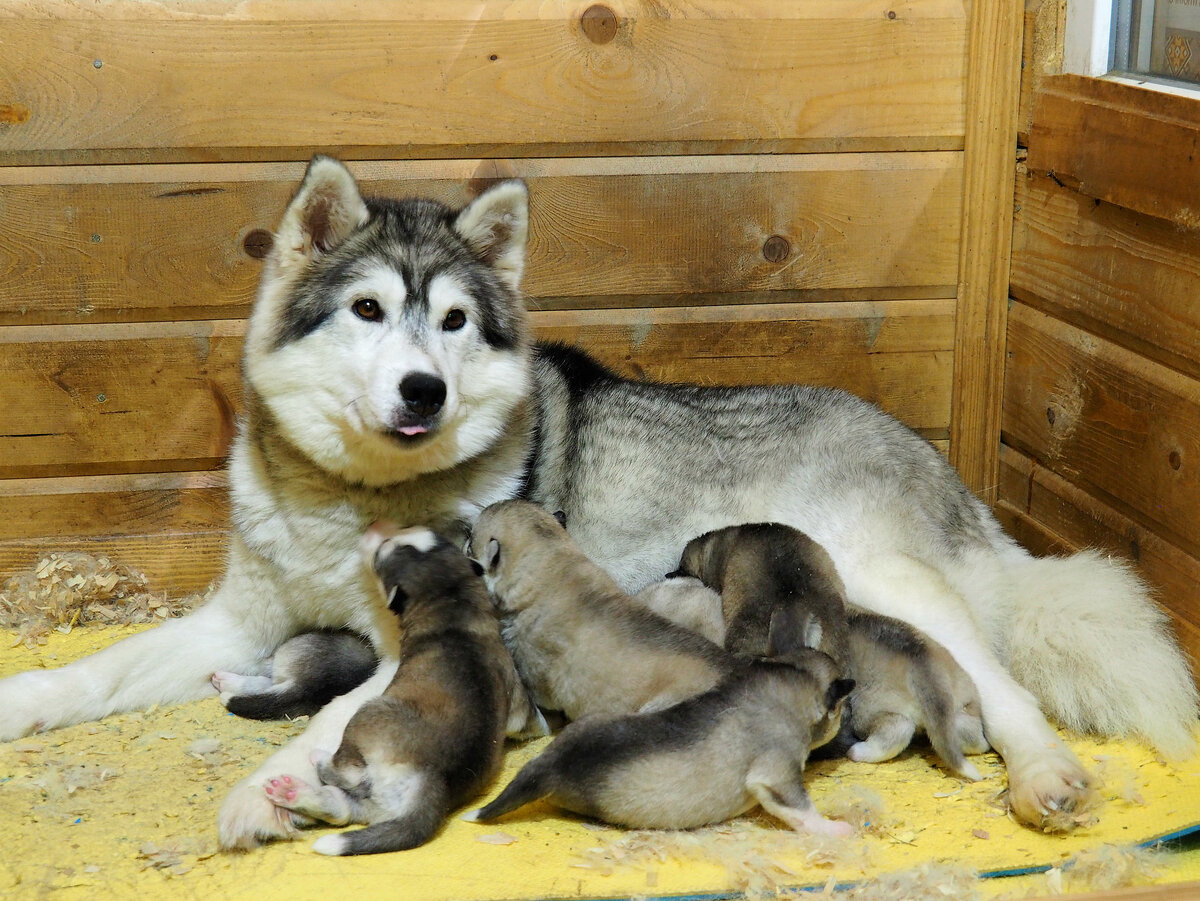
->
xmin=3 ymin=624 xmax=1199 ymax=900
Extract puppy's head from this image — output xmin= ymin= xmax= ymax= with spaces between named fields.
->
xmin=467 ymin=500 xmax=568 ymax=603
xmin=361 ymin=521 xmax=482 ymax=616
xmin=673 ymin=525 xmax=739 ymax=589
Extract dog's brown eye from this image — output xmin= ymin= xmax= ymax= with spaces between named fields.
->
xmin=352 ymin=298 xmax=382 ymax=322
xmin=443 ymin=309 xmax=467 ymax=331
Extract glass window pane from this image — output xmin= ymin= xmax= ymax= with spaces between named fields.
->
xmin=1113 ymin=0 xmax=1200 ymax=84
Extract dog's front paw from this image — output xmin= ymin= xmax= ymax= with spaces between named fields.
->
xmin=219 ymin=776 xmax=305 ymax=849
xmin=1006 ymin=750 xmax=1099 ymax=832
xmin=0 ymin=671 xmax=59 ymax=740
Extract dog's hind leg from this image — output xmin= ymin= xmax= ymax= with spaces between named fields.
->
xmin=846 ymin=712 xmax=915 ymax=764
xmin=218 ymin=656 xmax=400 ymax=849
xmin=838 ymin=552 xmax=1097 ymax=832
xmin=0 ymin=553 xmax=284 ymax=740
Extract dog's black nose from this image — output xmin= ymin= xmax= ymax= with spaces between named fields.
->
xmin=400 ymin=373 xmax=446 ymax=418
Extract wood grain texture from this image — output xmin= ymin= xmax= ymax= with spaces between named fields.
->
xmin=0 ymin=532 xmax=228 ymax=596
xmin=1012 ymin=169 xmax=1200 ymax=382
xmin=997 ymin=444 xmax=1200 ymax=673
xmin=1002 ymin=303 xmax=1200 ymax=560
xmin=949 ymin=0 xmax=1023 ymax=502
xmin=1017 ymin=0 xmax=1064 ymax=147
xmin=1029 ymin=74 xmax=1200 ymax=227
xmin=0 ymin=301 xmax=954 ymax=479
xmin=0 ymin=0 xmax=967 ymax=164
xmin=0 ymin=154 xmax=964 ymax=326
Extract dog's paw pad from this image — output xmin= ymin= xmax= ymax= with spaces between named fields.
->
xmin=1007 ymin=754 xmax=1099 ymax=832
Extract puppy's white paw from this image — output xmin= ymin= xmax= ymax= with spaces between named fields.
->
xmin=1006 ymin=749 xmax=1099 ymax=832
xmin=218 ymin=776 xmax=303 ymax=849
xmin=311 ymin=834 xmax=346 ymax=856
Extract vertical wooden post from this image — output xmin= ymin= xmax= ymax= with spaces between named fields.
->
xmin=950 ymin=0 xmax=1025 ymax=504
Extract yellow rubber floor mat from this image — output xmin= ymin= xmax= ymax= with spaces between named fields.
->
xmin=3 ymin=625 xmax=1199 ymax=899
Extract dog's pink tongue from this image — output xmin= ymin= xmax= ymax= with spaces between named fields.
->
xmin=398 ymin=425 xmax=427 ymax=436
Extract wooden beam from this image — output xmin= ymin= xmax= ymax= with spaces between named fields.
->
xmin=1029 ymin=74 xmax=1200 ymax=226
xmin=949 ymin=0 xmax=1023 ymax=503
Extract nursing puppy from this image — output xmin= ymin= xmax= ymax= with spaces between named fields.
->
xmin=469 ymin=623 xmax=855 ymax=836
xmin=844 ymin=611 xmax=988 ymax=780
xmin=675 ymin=523 xmax=851 ymax=668
xmin=263 ymin=523 xmax=543 ymax=856
xmin=672 ymin=523 xmax=988 ymax=780
xmin=469 ymin=499 xmax=735 ymax=719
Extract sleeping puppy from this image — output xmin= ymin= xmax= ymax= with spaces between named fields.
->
xmin=468 ymin=615 xmax=855 ymax=836
xmin=669 ymin=523 xmax=988 ymax=780
xmin=468 ymin=499 xmax=736 ymax=719
xmin=212 ymin=630 xmax=377 ymax=720
xmin=263 ymin=523 xmax=545 ymax=855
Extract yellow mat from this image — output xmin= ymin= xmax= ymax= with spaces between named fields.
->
xmin=3 ymin=625 xmax=1199 ymax=899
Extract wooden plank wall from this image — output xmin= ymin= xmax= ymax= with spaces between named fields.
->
xmin=1002 ymin=2 xmax=1200 ymax=667
xmin=0 ymin=0 xmax=971 ymax=595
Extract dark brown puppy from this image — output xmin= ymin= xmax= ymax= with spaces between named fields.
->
xmin=263 ymin=524 xmax=543 ymax=855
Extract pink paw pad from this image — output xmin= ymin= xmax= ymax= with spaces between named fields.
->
xmin=264 ymin=775 xmax=299 ymax=803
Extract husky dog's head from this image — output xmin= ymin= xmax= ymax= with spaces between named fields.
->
xmin=244 ymin=155 xmax=532 ymax=485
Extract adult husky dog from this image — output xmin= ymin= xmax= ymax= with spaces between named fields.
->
xmin=0 ymin=157 xmax=1194 ymax=847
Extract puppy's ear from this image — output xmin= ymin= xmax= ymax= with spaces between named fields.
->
xmin=826 ymin=678 xmax=856 ymax=713
xmin=386 ymin=583 xmax=409 ymax=615
xmin=552 ymin=510 xmax=567 ymax=528
xmin=485 ymin=538 xmax=502 ymax=572
xmin=469 ymin=558 xmax=485 ymax=577
xmin=454 ymin=180 xmax=529 ymax=291
xmin=273 ymin=155 xmax=369 ymax=275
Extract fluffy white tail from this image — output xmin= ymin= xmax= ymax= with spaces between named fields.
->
xmin=1001 ymin=550 xmax=1198 ymax=759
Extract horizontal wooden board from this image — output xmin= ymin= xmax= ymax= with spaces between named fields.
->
xmin=1012 ymin=169 xmax=1200 ymax=382
xmin=1028 ymin=75 xmax=1200 ymax=227
xmin=0 ymin=1 xmax=966 ymax=164
xmin=1002 ymin=303 xmax=1200 ymax=560
xmin=0 ymin=471 xmax=229 ymax=542
xmin=0 ymin=300 xmax=954 ymax=479
xmin=997 ymin=444 xmax=1200 ymax=670
xmin=0 ymin=154 xmax=964 ymax=326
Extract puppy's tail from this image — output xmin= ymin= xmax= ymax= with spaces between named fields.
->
xmin=911 ymin=661 xmax=980 ymax=781
xmin=1000 ymin=550 xmax=1198 ymax=759
xmin=466 ymin=756 xmax=555 ymax=823
xmin=311 ymin=804 xmax=445 ymax=856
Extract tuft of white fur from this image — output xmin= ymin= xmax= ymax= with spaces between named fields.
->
xmin=311 ymin=834 xmax=346 ymax=856
xmin=1001 ymin=550 xmax=1198 ymax=759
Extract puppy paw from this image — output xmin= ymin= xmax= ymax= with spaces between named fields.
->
xmin=815 ymin=817 xmax=855 ymax=838
xmin=1006 ymin=751 xmax=1099 ymax=832
xmin=218 ymin=776 xmax=306 ymax=849
xmin=263 ymin=774 xmax=332 ymax=822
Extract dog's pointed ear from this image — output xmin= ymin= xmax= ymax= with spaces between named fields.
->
xmin=469 ymin=558 xmax=485 ymax=577
xmin=274 ymin=155 xmax=369 ymax=273
xmin=826 ymin=678 xmax=856 ymax=712
xmin=552 ymin=510 xmax=567 ymax=528
xmin=386 ymin=583 xmax=408 ymax=615
xmin=454 ymin=180 xmax=529 ymax=290
xmin=485 ymin=538 xmax=502 ymax=571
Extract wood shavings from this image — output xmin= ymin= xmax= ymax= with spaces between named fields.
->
xmin=822 ymin=787 xmax=891 ymax=836
xmin=0 ymin=552 xmax=205 ymax=647
xmin=572 ymin=818 xmax=868 ymax=899
xmin=1057 ymin=844 xmax=1163 ymax=893
xmin=840 ymin=862 xmax=981 ymax=900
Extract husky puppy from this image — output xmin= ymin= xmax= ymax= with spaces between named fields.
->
xmin=263 ymin=523 xmax=543 ymax=856
xmin=212 ymin=630 xmax=377 ymax=720
xmin=1 ymin=157 xmax=1193 ymax=846
xmin=674 ymin=523 xmax=852 ymax=666
xmin=468 ymin=499 xmax=735 ymax=719
xmin=468 ymin=629 xmax=856 ymax=836
xmin=843 ymin=611 xmax=988 ymax=780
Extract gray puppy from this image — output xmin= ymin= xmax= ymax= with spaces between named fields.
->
xmin=669 ymin=523 xmax=988 ymax=780
xmin=468 ymin=499 xmax=736 ymax=720
xmin=467 ymin=623 xmax=855 ymax=837
xmin=263 ymin=523 xmax=544 ymax=855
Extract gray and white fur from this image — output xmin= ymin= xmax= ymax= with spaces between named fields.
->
xmin=469 ymin=499 xmax=736 ymax=719
xmin=0 ymin=156 xmax=1192 ymax=846
xmin=263 ymin=523 xmax=544 ymax=856
xmin=469 ymin=629 xmax=855 ymax=836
